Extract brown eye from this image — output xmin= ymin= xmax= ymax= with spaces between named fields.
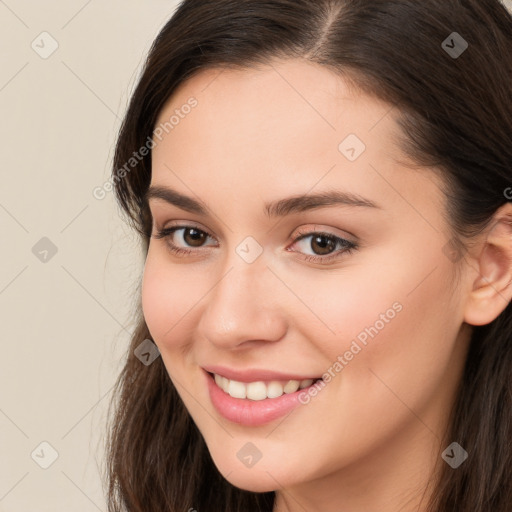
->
xmin=182 ymin=227 xmax=208 ymax=247
xmin=288 ymin=230 xmax=358 ymax=265
xmin=153 ymin=225 xmax=218 ymax=256
xmin=309 ymin=234 xmax=337 ymax=255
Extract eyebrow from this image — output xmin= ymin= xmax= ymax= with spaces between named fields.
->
xmin=144 ymin=185 xmax=381 ymax=218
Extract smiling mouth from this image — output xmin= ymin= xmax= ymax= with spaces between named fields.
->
xmin=209 ymin=372 xmax=323 ymax=401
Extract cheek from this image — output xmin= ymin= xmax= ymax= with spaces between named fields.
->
xmin=284 ymin=262 xmax=404 ymax=357
xmin=329 ymin=260 xmax=460 ymax=427
xmin=290 ymin=240 xmax=459 ymax=391
xmin=141 ymin=251 xmax=202 ymax=347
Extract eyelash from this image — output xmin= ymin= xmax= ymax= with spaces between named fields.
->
xmin=152 ymin=225 xmax=358 ymax=264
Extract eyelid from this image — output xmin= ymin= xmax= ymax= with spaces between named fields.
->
xmin=154 ymin=222 xmax=356 ymax=246
xmin=156 ymin=219 xmax=216 ymax=237
xmin=292 ymin=224 xmax=357 ymax=244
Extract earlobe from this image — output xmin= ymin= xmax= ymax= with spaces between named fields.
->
xmin=463 ymin=203 xmax=512 ymax=326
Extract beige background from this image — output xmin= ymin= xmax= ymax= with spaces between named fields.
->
xmin=0 ymin=1 xmax=181 ymax=511
xmin=1 ymin=1 xmax=511 ymax=510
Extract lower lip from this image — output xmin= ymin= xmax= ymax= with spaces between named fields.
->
xmin=204 ymin=370 xmax=319 ymax=426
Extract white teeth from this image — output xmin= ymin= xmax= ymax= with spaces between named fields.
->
xmin=299 ymin=379 xmax=314 ymax=389
xmin=228 ymin=379 xmax=246 ymax=399
xmin=283 ymin=380 xmax=300 ymax=393
xmin=213 ymin=373 xmax=318 ymax=400
xmin=246 ymin=381 xmax=267 ymax=400
xmin=267 ymin=381 xmax=284 ymax=398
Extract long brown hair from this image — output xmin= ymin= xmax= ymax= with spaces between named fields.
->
xmin=103 ymin=1 xmax=512 ymax=510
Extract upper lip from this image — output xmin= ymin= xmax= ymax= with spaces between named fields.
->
xmin=202 ymin=364 xmax=321 ymax=383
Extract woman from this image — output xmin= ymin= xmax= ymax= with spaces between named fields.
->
xmin=104 ymin=1 xmax=512 ymax=510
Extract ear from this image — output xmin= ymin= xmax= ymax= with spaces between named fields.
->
xmin=463 ymin=202 xmax=512 ymax=326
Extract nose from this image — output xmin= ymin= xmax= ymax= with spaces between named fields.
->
xmin=196 ymin=255 xmax=288 ymax=350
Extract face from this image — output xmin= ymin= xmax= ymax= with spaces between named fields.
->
xmin=141 ymin=58 xmax=472 ymax=500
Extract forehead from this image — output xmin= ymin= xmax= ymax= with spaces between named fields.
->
xmin=150 ymin=58 xmax=446 ymax=223
xmin=155 ymin=58 xmax=384 ymax=141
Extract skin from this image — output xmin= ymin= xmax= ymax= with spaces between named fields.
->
xmin=141 ymin=58 xmax=512 ymax=512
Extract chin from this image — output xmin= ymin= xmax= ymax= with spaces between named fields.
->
xmin=223 ymin=471 xmax=281 ymax=493
xmin=213 ymin=453 xmax=307 ymax=493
